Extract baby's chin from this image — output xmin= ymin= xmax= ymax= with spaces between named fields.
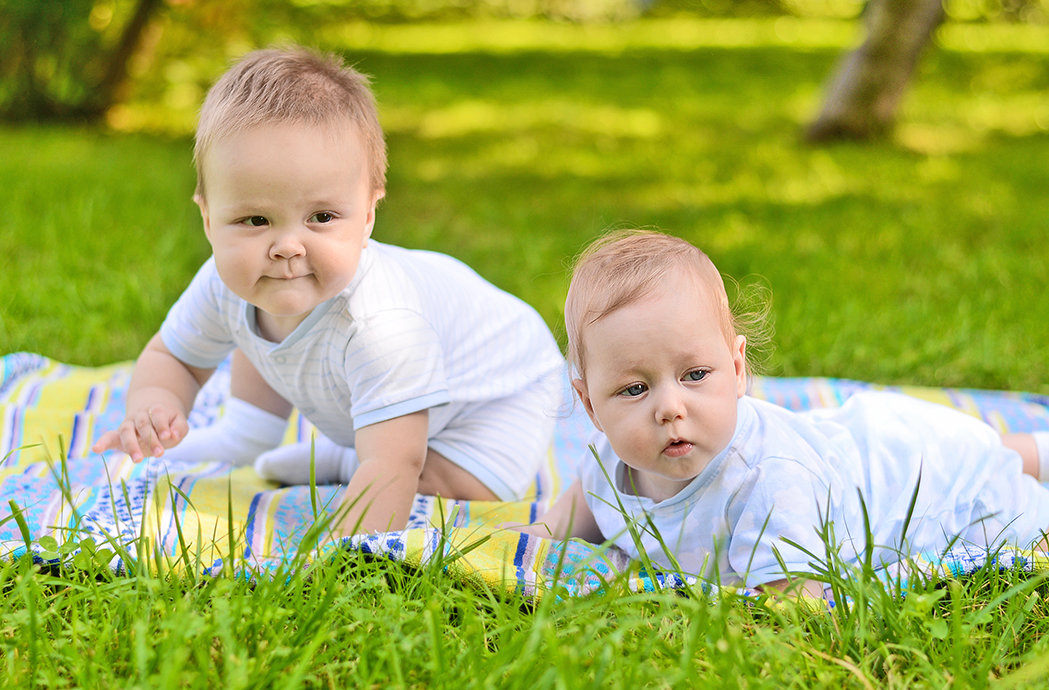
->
xmin=628 ymin=465 xmax=702 ymax=503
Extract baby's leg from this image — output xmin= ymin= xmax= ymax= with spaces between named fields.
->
xmin=254 ymin=436 xmax=498 ymax=499
xmin=424 ymin=372 xmax=563 ymax=502
xmin=417 ymin=449 xmax=498 ymax=500
xmin=1002 ymin=432 xmax=1049 ymax=480
xmin=255 ymin=434 xmax=359 ymax=484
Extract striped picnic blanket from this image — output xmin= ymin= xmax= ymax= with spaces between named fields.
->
xmin=3 ymin=351 xmax=1049 ymax=598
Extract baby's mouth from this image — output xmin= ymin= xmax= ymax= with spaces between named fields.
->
xmin=663 ymin=440 xmax=694 ymax=458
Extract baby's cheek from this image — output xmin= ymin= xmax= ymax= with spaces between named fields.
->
xmin=711 ymin=412 xmax=737 ymax=451
xmin=620 ymin=433 xmax=650 ymax=464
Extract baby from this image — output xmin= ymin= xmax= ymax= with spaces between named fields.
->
xmin=520 ymin=229 xmax=1049 ymax=595
xmin=93 ymin=47 xmax=564 ymax=536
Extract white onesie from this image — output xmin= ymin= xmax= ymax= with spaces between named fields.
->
xmin=161 ymin=240 xmax=565 ymax=500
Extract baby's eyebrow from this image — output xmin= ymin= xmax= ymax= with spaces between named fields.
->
xmin=215 ymin=202 xmax=265 ymax=215
xmin=615 ymin=360 xmax=648 ymax=376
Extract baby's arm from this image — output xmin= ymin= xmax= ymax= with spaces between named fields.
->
xmin=92 ymin=334 xmax=213 ymax=462
xmin=510 ymin=479 xmax=604 ymax=543
xmin=330 ymin=410 xmax=431 ymax=535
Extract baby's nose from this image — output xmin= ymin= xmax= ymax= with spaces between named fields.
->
xmin=655 ymin=389 xmax=686 ymax=423
xmin=269 ymin=231 xmax=306 ymax=259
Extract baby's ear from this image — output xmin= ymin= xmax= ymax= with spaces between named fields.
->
xmin=733 ymin=335 xmax=747 ymax=398
xmin=362 ymin=188 xmax=385 ymax=245
xmin=571 ymin=378 xmax=602 ymax=431
xmin=193 ymin=194 xmax=212 ymax=238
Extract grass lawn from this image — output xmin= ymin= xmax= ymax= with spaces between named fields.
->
xmin=3 ymin=16 xmax=1049 ymax=687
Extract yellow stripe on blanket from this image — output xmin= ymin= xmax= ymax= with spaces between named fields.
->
xmin=6 ymin=353 xmax=1049 ymax=599
xmin=143 ymin=467 xmax=271 ymax=570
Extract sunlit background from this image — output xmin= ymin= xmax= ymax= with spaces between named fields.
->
xmin=3 ymin=0 xmax=1049 ymax=392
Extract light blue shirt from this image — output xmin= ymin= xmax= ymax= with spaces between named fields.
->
xmin=581 ymin=392 xmax=1049 ymax=587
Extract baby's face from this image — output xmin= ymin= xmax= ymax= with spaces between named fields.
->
xmin=573 ymin=270 xmax=746 ymax=502
xmin=197 ymin=121 xmax=381 ymax=341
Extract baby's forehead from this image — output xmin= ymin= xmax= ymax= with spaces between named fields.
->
xmin=593 ymin=264 xmax=723 ymax=322
xmin=646 ymin=262 xmax=727 ymax=309
xmin=575 ymin=275 xmax=730 ymax=379
xmin=215 ymin=115 xmax=360 ymax=145
xmin=198 ymin=117 xmax=368 ymax=175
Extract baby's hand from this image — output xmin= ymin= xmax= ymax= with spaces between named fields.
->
xmin=92 ymin=404 xmax=189 ymax=463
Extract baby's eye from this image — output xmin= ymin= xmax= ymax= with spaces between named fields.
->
xmin=619 ymin=383 xmax=647 ymax=397
xmin=244 ymin=216 xmax=269 ymax=227
xmin=309 ymin=212 xmax=335 ymax=223
xmin=684 ymin=369 xmax=708 ymax=382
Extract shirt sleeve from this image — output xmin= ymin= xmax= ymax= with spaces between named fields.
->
xmin=158 ymin=258 xmax=238 ymax=369
xmin=727 ymin=458 xmax=836 ymax=587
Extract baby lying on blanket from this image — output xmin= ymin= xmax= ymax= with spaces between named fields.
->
xmin=93 ymin=47 xmax=563 ymax=536
xmin=516 ymin=229 xmax=1049 ymax=597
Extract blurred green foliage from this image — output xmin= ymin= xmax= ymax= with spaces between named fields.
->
xmin=3 ymin=0 xmax=1049 ymax=125
xmin=1 ymin=0 xmax=120 ymax=119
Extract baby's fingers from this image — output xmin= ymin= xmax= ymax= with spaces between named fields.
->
xmin=93 ymin=406 xmax=188 ymax=463
xmin=90 ymin=419 xmax=150 ymax=463
xmin=91 ymin=430 xmax=123 ymax=455
xmin=149 ymin=408 xmax=188 ymax=449
xmin=132 ymin=410 xmax=170 ymax=459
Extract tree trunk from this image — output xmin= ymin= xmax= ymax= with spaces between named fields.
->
xmin=0 ymin=0 xmax=165 ymax=122
xmin=90 ymin=0 xmax=166 ymax=117
xmin=805 ymin=0 xmax=946 ymax=142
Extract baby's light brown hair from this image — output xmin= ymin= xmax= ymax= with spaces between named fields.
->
xmin=193 ymin=47 xmax=388 ymax=199
xmin=565 ymin=229 xmax=766 ymax=380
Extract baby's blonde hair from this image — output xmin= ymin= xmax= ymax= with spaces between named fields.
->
xmin=565 ymin=229 xmax=766 ymax=379
xmin=193 ymin=47 xmax=388 ymax=198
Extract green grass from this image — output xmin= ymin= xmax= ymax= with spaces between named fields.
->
xmin=0 ymin=128 xmax=207 ymax=365
xmin=4 ymin=17 xmax=1049 ymax=391
xmin=5 ymin=531 xmax=1049 ymax=687
xmin=4 ymin=16 xmax=1049 ymax=688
